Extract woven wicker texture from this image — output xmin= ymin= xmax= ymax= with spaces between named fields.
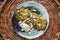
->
xmin=0 ymin=0 xmax=60 ymax=40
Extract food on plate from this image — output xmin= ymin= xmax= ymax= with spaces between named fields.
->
xmin=14 ymin=7 xmax=47 ymax=34
xmin=18 ymin=21 xmax=33 ymax=34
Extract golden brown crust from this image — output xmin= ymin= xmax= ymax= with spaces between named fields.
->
xmin=15 ymin=8 xmax=47 ymax=31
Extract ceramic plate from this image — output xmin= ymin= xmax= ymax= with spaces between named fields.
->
xmin=12 ymin=1 xmax=49 ymax=39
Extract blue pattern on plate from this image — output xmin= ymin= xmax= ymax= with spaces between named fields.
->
xmin=12 ymin=14 xmax=22 ymax=32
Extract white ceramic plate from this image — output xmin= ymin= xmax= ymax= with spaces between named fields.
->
xmin=14 ymin=1 xmax=49 ymax=39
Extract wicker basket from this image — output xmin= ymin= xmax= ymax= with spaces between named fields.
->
xmin=0 ymin=0 xmax=6 ymax=12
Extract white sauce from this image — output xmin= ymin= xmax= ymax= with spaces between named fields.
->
xmin=19 ymin=21 xmax=32 ymax=34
